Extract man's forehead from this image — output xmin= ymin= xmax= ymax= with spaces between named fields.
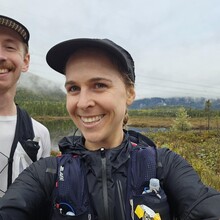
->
xmin=0 ymin=26 xmax=24 ymax=42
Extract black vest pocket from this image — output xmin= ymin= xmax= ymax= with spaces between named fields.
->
xmin=132 ymin=189 xmax=171 ymax=220
xmin=52 ymin=208 xmax=92 ymax=220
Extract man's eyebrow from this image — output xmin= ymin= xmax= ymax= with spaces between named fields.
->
xmin=2 ymin=35 xmax=20 ymax=42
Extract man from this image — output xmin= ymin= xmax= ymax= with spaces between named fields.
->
xmin=0 ymin=15 xmax=51 ymax=197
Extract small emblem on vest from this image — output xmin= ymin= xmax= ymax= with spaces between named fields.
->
xmin=59 ymin=165 xmax=64 ymax=181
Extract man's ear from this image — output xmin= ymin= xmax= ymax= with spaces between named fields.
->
xmin=21 ymin=53 xmax=30 ymax=72
xmin=126 ymin=87 xmax=136 ymax=106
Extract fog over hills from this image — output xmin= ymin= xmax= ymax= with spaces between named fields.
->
xmin=16 ymin=72 xmax=66 ymax=102
xmin=16 ymin=73 xmax=220 ymax=109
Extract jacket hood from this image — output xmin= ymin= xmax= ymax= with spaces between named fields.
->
xmin=58 ymin=135 xmax=85 ymax=154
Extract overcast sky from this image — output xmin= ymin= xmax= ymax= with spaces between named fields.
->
xmin=2 ymin=0 xmax=220 ymax=99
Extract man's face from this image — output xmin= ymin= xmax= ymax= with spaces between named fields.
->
xmin=0 ymin=26 xmax=30 ymax=94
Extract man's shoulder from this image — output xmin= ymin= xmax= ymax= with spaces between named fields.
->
xmin=31 ymin=118 xmax=49 ymax=133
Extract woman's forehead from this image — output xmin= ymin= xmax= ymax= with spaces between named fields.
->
xmin=67 ymin=47 xmax=110 ymax=62
xmin=66 ymin=48 xmax=117 ymax=71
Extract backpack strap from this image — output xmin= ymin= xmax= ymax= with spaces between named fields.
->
xmin=156 ymin=150 xmax=164 ymax=188
xmin=128 ymin=130 xmax=156 ymax=147
xmin=128 ymin=130 xmax=164 ymax=183
xmin=7 ymin=105 xmax=38 ymax=188
xmin=18 ymin=105 xmax=35 ymax=141
xmin=125 ymin=142 xmax=157 ymax=219
xmin=52 ymin=154 xmax=91 ymax=217
xmin=128 ymin=143 xmax=157 ymax=194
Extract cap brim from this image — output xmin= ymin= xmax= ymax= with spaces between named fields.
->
xmin=46 ymin=38 xmax=131 ymax=75
xmin=0 ymin=15 xmax=29 ymax=45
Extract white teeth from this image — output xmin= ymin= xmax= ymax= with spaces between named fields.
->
xmin=0 ymin=69 xmax=8 ymax=73
xmin=81 ymin=115 xmax=103 ymax=123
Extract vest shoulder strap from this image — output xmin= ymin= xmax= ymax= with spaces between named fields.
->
xmin=53 ymin=154 xmax=89 ymax=217
xmin=7 ymin=105 xmax=38 ymax=188
xmin=18 ymin=105 xmax=35 ymax=141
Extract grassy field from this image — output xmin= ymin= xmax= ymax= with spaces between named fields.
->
xmin=128 ymin=115 xmax=218 ymax=130
xmin=127 ymin=115 xmax=220 ymax=191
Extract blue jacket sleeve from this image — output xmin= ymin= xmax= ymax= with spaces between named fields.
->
xmin=158 ymin=147 xmax=220 ymax=219
xmin=0 ymin=157 xmax=57 ymax=220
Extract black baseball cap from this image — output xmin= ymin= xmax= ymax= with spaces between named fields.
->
xmin=0 ymin=15 xmax=30 ymax=45
xmin=46 ymin=38 xmax=135 ymax=82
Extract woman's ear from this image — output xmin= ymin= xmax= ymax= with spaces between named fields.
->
xmin=126 ymin=87 xmax=136 ymax=106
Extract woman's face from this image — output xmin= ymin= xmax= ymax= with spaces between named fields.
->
xmin=65 ymin=49 xmax=135 ymax=150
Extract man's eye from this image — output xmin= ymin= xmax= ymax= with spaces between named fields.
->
xmin=6 ymin=46 xmax=16 ymax=51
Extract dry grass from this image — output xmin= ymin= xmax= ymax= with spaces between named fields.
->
xmin=128 ymin=116 xmax=218 ymax=130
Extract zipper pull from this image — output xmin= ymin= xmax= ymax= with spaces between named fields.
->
xmin=100 ymin=147 xmax=105 ymax=157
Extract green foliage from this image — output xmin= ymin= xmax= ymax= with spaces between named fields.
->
xmin=129 ymin=108 xmax=179 ymax=117
xmin=171 ymin=107 xmax=192 ymax=131
xmin=16 ymin=101 xmax=68 ymax=117
xmin=15 ymin=87 xmax=65 ymax=102
xmin=145 ymin=130 xmax=220 ymax=190
xmin=15 ymin=87 xmax=68 ymax=117
xmin=129 ymin=108 xmax=220 ymax=118
xmin=15 ymin=88 xmax=68 ymax=117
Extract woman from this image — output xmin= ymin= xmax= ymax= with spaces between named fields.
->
xmin=0 ymin=38 xmax=219 ymax=220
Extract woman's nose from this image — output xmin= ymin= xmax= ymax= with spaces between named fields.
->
xmin=76 ymin=90 xmax=95 ymax=109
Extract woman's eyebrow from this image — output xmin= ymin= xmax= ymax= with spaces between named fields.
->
xmin=65 ymin=77 xmax=112 ymax=87
xmin=89 ymin=77 xmax=112 ymax=83
xmin=65 ymin=80 xmax=75 ymax=87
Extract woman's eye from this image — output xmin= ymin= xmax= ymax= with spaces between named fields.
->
xmin=67 ymin=85 xmax=80 ymax=93
xmin=95 ymin=83 xmax=107 ymax=89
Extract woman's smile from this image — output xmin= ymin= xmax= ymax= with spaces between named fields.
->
xmin=80 ymin=114 xmax=104 ymax=128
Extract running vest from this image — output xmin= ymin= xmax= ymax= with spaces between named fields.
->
xmin=51 ymin=133 xmax=171 ymax=220
xmin=7 ymin=105 xmax=40 ymax=188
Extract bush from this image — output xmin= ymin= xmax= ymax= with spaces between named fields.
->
xmin=171 ymin=107 xmax=192 ymax=131
xmin=144 ymin=130 xmax=220 ymax=191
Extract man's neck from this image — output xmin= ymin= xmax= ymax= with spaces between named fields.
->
xmin=0 ymin=94 xmax=17 ymax=116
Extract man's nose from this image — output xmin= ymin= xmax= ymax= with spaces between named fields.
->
xmin=0 ymin=47 xmax=7 ymax=61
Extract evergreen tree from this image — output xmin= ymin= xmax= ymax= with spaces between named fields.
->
xmin=205 ymin=100 xmax=212 ymax=130
xmin=172 ymin=107 xmax=192 ymax=131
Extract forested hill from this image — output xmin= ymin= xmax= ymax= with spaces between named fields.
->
xmin=130 ymin=97 xmax=220 ymax=110
xmin=16 ymin=73 xmax=220 ymax=109
xmin=16 ymin=73 xmax=66 ymax=102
